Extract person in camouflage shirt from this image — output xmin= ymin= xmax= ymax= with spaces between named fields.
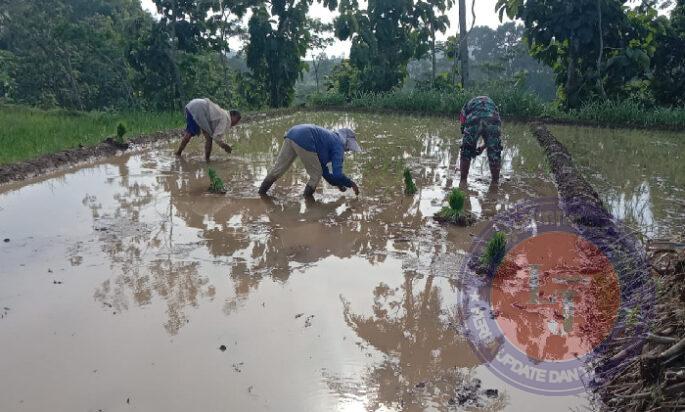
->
xmin=458 ymin=96 xmax=502 ymax=184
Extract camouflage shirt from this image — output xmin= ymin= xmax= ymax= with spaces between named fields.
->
xmin=459 ymin=96 xmax=501 ymax=126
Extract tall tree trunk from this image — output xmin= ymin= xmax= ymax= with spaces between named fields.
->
xmin=596 ymin=0 xmax=607 ymax=100
xmin=458 ymin=0 xmax=469 ymax=88
xmin=219 ymin=0 xmax=233 ymax=104
xmin=431 ymin=26 xmax=437 ymax=81
xmin=565 ymin=36 xmax=579 ymax=108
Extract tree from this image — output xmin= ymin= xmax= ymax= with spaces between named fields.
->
xmin=246 ymin=1 xmax=336 ymax=107
xmin=496 ymin=0 xmax=664 ymax=107
xmin=335 ymin=0 xmax=433 ymax=92
xmin=415 ymin=0 xmax=453 ymax=81
xmin=0 ymin=0 xmax=142 ymax=110
xmin=307 ymin=19 xmax=334 ymax=93
xmin=458 ymin=0 xmax=469 ymax=87
xmin=652 ymin=0 xmax=685 ymax=105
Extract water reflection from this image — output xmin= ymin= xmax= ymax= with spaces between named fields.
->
xmin=85 ymin=112 xmax=556 ymax=337
xmin=331 ymin=273 xmax=499 ymax=410
xmin=550 ymin=125 xmax=685 ymax=238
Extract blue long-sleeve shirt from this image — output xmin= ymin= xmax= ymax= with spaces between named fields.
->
xmin=285 ymin=124 xmax=354 ymax=188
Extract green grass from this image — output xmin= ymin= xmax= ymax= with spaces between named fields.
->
xmin=309 ymin=88 xmax=685 ymax=130
xmin=0 ymin=104 xmax=181 ymax=165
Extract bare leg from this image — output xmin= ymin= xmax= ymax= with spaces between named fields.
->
xmin=489 ymin=158 xmax=500 ymax=184
xmin=204 ymin=132 xmax=213 ymax=162
xmin=459 ymin=156 xmax=471 ymax=184
xmin=175 ymin=132 xmax=192 ymax=156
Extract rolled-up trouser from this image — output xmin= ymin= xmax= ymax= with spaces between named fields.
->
xmin=264 ymin=138 xmax=323 ymax=188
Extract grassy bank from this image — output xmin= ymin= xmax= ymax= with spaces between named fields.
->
xmin=0 ymin=105 xmax=180 ymax=165
xmin=309 ymin=90 xmax=685 ymax=130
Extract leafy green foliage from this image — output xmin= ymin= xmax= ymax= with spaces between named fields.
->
xmin=335 ymin=0 xmax=450 ymax=92
xmin=652 ymin=0 xmax=685 ymax=105
xmin=403 ymin=168 xmax=417 ymax=195
xmin=207 ymin=167 xmax=226 ymax=193
xmin=495 ymin=0 xmax=665 ymax=108
xmin=116 ymin=122 xmax=127 ymax=143
xmin=481 ymin=232 xmax=507 ymax=268
xmin=311 ymin=83 xmax=545 ymax=118
xmin=246 ymin=3 xmax=332 ymax=107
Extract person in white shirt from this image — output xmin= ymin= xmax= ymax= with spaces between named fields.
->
xmin=175 ymin=98 xmax=241 ymax=162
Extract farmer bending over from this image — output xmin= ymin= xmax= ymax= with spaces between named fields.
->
xmin=458 ymin=96 xmax=502 ymax=184
xmin=258 ymin=124 xmax=361 ymax=199
xmin=176 ymin=98 xmax=241 ymax=162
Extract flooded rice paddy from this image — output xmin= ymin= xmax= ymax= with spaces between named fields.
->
xmin=0 ymin=112 xmax=682 ymax=411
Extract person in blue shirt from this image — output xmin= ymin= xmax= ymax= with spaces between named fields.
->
xmin=258 ymin=124 xmax=362 ymax=198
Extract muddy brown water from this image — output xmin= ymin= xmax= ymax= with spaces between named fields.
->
xmin=2 ymin=111 xmax=677 ymax=411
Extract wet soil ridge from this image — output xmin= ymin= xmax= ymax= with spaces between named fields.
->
xmin=0 ymin=109 xmax=296 ymax=186
xmin=531 ymin=124 xmax=685 ymax=411
xmin=0 ymin=130 xmax=182 ymax=185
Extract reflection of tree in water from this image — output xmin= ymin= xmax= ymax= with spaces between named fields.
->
xmin=331 ymin=274 xmax=498 ymax=410
xmin=91 ymin=155 xmax=215 ymax=335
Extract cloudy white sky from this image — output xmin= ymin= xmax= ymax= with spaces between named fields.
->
xmin=140 ymin=0 xmax=510 ymax=57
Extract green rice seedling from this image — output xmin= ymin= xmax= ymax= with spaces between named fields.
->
xmin=207 ymin=167 xmax=226 ymax=193
xmin=435 ymin=188 xmax=473 ymax=225
xmin=116 ymin=122 xmax=127 ymax=143
xmin=481 ymin=232 xmax=507 ymax=268
xmin=403 ymin=167 xmax=417 ymax=195
xmin=448 ymin=187 xmax=465 ymax=212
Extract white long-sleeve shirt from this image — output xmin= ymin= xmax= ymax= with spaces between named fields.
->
xmin=185 ymin=98 xmax=231 ymax=142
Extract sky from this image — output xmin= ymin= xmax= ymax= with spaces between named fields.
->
xmin=140 ymin=0 xmax=510 ymax=58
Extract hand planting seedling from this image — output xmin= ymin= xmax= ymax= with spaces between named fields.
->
xmin=207 ymin=167 xmax=227 ymax=194
xmin=403 ymin=168 xmax=417 ymax=195
xmin=116 ymin=122 xmax=127 ymax=144
xmin=434 ymin=188 xmax=475 ymax=226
